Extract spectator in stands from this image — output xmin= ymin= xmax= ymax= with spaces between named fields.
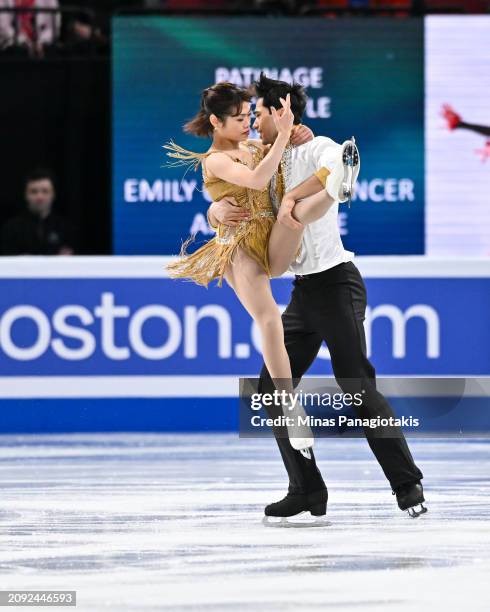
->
xmin=0 ymin=0 xmax=60 ymax=58
xmin=58 ymin=0 xmax=114 ymax=55
xmin=1 ymin=168 xmax=77 ymax=255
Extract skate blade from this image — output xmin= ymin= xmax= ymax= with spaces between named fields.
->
xmin=341 ymin=139 xmax=359 ymax=207
xmin=262 ymin=512 xmax=331 ymax=528
xmin=407 ymin=503 xmax=428 ymax=518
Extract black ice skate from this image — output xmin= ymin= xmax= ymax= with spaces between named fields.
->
xmin=394 ymin=482 xmax=428 ymax=518
xmin=263 ymin=489 xmax=329 ymax=528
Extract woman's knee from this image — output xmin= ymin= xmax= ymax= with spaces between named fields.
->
xmin=269 ymin=260 xmax=289 ymax=278
xmin=256 ymin=311 xmax=283 ymax=334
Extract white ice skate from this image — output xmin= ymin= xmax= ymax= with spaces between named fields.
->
xmin=326 ymin=137 xmax=360 ymax=207
xmin=281 ymin=398 xmax=314 ymax=452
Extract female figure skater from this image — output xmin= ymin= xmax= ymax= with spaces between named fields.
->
xmin=165 ymin=82 xmax=350 ymax=450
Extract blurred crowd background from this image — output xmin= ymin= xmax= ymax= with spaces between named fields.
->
xmin=1 ymin=0 xmax=488 ymax=256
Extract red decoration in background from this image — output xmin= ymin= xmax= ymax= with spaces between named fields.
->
xmin=441 ymin=104 xmax=462 ymax=131
xmin=475 ymin=140 xmax=490 ymax=163
xmin=15 ymin=0 xmax=36 ymax=43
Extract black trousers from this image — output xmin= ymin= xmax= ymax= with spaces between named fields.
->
xmin=258 ymin=261 xmax=423 ymax=494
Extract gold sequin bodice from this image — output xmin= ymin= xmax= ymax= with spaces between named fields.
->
xmin=202 ymin=141 xmax=276 ymax=243
xmin=163 ymin=138 xmax=279 ymax=287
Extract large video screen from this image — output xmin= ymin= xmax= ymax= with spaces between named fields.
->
xmin=113 ymin=17 xmax=424 ymax=256
xmin=425 ymin=16 xmax=490 ymax=256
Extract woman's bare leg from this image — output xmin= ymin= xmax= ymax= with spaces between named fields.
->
xmin=293 ymin=190 xmax=336 ymax=225
xmin=224 ymin=246 xmax=294 ymax=389
xmin=268 ymin=190 xmax=336 ymax=277
xmin=268 ymin=223 xmax=304 ymax=278
xmin=224 ymin=247 xmax=313 ymax=449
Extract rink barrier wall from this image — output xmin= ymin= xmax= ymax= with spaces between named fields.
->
xmin=0 ymin=256 xmax=489 ymax=433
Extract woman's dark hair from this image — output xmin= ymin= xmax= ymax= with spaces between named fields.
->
xmin=184 ymin=82 xmax=252 ymax=137
xmin=252 ymin=71 xmax=307 ymax=125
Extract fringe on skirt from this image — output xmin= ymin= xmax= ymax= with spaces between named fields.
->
xmin=166 ymin=219 xmax=274 ymax=288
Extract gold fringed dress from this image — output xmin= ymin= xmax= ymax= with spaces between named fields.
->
xmin=164 ymin=140 xmax=283 ymax=288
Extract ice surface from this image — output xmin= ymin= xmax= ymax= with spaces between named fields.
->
xmin=0 ymin=434 xmax=489 ymax=611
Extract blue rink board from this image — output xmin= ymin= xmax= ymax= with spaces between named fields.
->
xmin=1 ymin=258 xmax=489 ymax=433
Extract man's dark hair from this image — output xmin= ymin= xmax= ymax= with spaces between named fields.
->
xmin=24 ymin=167 xmax=56 ymax=189
xmin=252 ymin=71 xmax=307 ymax=125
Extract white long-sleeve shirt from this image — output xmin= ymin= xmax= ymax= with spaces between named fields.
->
xmin=270 ymin=136 xmax=354 ymax=276
xmin=0 ymin=0 xmax=60 ymax=49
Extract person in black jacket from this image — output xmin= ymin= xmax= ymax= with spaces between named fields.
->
xmin=1 ymin=167 xmax=77 ymax=255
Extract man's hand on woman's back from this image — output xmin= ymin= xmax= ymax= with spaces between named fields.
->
xmin=208 ymin=197 xmax=251 ymax=227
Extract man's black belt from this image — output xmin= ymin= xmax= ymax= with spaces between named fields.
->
xmin=294 ymin=262 xmax=347 ymax=282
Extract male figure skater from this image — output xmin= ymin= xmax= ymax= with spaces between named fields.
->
xmin=207 ymin=73 xmax=426 ymax=523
